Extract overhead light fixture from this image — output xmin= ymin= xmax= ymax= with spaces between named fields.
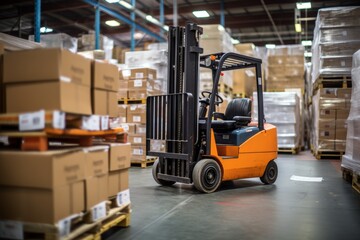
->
xmin=296 ymin=2 xmax=312 ymax=10
xmin=146 ymin=15 xmax=160 ymax=24
xmin=192 ymin=10 xmax=210 ymax=18
xmin=304 ymin=51 xmax=312 ymax=57
xmin=105 ymin=0 xmax=119 ymax=3
xmin=134 ymin=32 xmax=144 ymax=39
xmin=265 ymin=44 xmax=276 ymax=49
xmin=105 ymin=20 xmax=121 ymax=27
xmin=231 ymin=38 xmax=240 ymax=44
xmin=163 ymin=25 xmax=169 ymax=31
xmin=40 ymin=27 xmax=53 ymax=33
xmin=301 ymin=40 xmax=312 ymax=46
xmin=295 ymin=23 xmax=302 ymax=32
xmin=119 ymin=0 xmax=133 ymax=10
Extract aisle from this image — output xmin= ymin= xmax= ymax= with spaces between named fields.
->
xmin=105 ymin=152 xmax=360 ymax=240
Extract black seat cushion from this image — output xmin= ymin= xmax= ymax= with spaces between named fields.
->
xmin=211 ymin=120 xmax=236 ymax=131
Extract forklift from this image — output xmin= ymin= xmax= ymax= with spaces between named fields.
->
xmin=146 ymin=23 xmax=278 ymax=193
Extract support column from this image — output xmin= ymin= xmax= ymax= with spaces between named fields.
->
xmin=131 ymin=0 xmax=136 ymax=51
xmin=95 ymin=4 xmax=100 ymax=50
xmin=34 ymin=0 xmax=41 ymax=42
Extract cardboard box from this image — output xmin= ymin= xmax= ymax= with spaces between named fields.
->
xmin=128 ymin=133 xmax=146 ymax=146
xmin=92 ymin=60 xmax=119 ymax=91
xmin=128 ymin=79 xmax=147 ymax=90
xmin=318 ymin=129 xmax=335 ymax=140
xmin=0 ymin=149 xmax=85 ymax=188
xmin=130 ymin=68 xmax=156 ymax=80
xmin=108 ymin=169 xmax=129 ymax=197
xmin=118 ymin=104 xmax=127 ymax=123
xmin=120 ymin=123 xmax=136 ymax=134
xmin=318 ymin=119 xmax=335 ymax=130
xmin=131 ymin=145 xmax=146 ymax=160
xmin=4 ymin=48 xmax=91 ymax=86
xmin=136 ymin=124 xmax=146 ymax=134
xmin=84 ymin=146 xmax=109 ymax=178
xmin=337 ymin=109 xmax=350 ymax=119
xmin=119 ymin=79 xmax=128 ymax=89
xmin=319 ymin=109 xmax=336 ymax=119
xmin=85 ymin=174 xmax=108 ymax=209
xmin=95 ymin=142 xmax=131 ymax=171
xmin=0 ymin=181 xmax=85 ymax=224
xmin=128 ymin=89 xmax=147 ymax=99
xmin=337 ymin=89 xmax=351 ymax=99
xmin=92 ymin=89 xmax=118 ymax=117
xmin=117 ymin=89 xmax=128 ymax=99
xmin=127 ymin=104 xmax=146 ymax=124
xmin=6 ymin=81 xmax=91 ymax=114
xmin=336 ymin=128 xmax=347 ymax=140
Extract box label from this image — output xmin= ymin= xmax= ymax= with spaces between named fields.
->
xmin=58 ymin=214 xmax=79 ymax=237
xmin=149 ymin=73 xmax=154 ymax=80
xmin=82 ymin=115 xmax=100 ymax=131
xmin=133 ymin=116 xmax=141 ymax=122
xmin=101 ymin=116 xmax=109 ymax=130
xmin=135 ymin=72 xmax=144 ymax=78
xmin=116 ymin=189 xmax=131 ymax=206
xmin=0 ymin=221 xmax=23 ymax=240
xmin=134 ymin=80 xmax=143 ymax=87
xmin=122 ymin=69 xmax=131 ymax=78
xmin=53 ymin=111 xmax=66 ymax=129
xmin=134 ymin=137 xmax=142 ymax=143
xmin=92 ymin=201 xmax=107 ymax=221
xmin=19 ymin=110 xmax=45 ymax=131
xmin=130 ymin=105 xmax=137 ymax=111
xmin=133 ymin=148 xmax=143 ymax=155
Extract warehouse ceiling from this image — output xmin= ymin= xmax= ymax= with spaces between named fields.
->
xmin=0 ymin=0 xmax=358 ymax=47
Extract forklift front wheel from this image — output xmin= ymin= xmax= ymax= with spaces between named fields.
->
xmin=193 ymin=159 xmax=222 ymax=193
xmin=152 ymin=159 xmax=176 ymax=186
xmin=260 ymin=160 xmax=278 ymax=184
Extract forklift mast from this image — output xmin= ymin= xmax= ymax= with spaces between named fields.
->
xmin=146 ymin=23 xmax=203 ymax=184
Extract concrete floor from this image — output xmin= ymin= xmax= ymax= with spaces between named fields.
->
xmin=105 ymin=151 xmax=360 ymax=240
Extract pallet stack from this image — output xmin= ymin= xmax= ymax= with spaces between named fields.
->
xmin=253 ymin=92 xmax=301 ymax=153
xmin=0 ymin=46 xmax=131 ymax=239
xmin=266 ymin=45 xmax=305 ymax=92
xmin=342 ymin=50 xmax=360 ymax=187
xmin=310 ymin=7 xmax=360 ymax=159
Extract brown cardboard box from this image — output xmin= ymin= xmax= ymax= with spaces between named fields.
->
xmin=128 ymin=133 xmax=146 ymax=146
xmin=319 ymin=109 xmax=336 ymax=119
xmin=6 ymin=81 xmax=91 ymax=114
xmin=336 ymin=128 xmax=347 ymax=140
xmin=335 ymin=140 xmax=346 ymax=151
xmin=318 ymin=119 xmax=335 ymax=130
xmin=92 ymin=60 xmax=119 ymax=91
xmin=92 ymin=89 xmax=117 ymax=117
xmin=318 ymin=129 xmax=335 ymax=140
xmin=0 ymin=149 xmax=85 ymax=188
xmin=337 ymin=109 xmax=350 ymax=119
xmin=4 ymin=48 xmax=91 ymax=86
xmin=319 ymin=88 xmax=338 ymax=98
xmin=130 ymin=68 xmax=156 ymax=80
xmin=319 ymin=98 xmax=345 ymax=109
xmin=234 ymin=43 xmax=254 ymax=56
xmin=119 ymin=79 xmax=128 ymax=89
xmin=131 ymin=145 xmax=146 ymax=160
xmin=85 ymin=174 xmax=108 ymax=209
xmin=127 ymin=104 xmax=146 ymax=123
xmin=128 ymin=79 xmax=147 ymax=90
xmin=337 ymin=88 xmax=351 ymax=99
xmin=84 ymin=146 xmax=109 ymax=178
xmin=128 ymin=89 xmax=147 ymax=99
xmin=95 ymin=142 xmax=131 ymax=171
xmin=108 ymin=169 xmax=129 ymax=197
xmin=118 ymin=104 xmax=127 ymax=123
xmin=118 ymin=89 xmax=128 ymax=99
xmin=120 ymin=123 xmax=136 ymax=134
xmin=136 ymin=124 xmax=146 ymax=134
xmin=268 ymin=56 xmax=304 ymax=65
xmin=317 ymin=140 xmax=335 ymax=151
xmin=0 ymin=180 xmax=85 ymax=224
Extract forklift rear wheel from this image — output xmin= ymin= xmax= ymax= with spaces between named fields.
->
xmin=260 ymin=160 xmax=278 ymax=184
xmin=152 ymin=159 xmax=176 ymax=186
xmin=193 ymin=159 xmax=222 ymax=193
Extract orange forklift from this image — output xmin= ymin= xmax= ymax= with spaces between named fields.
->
xmin=146 ymin=23 xmax=278 ymax=193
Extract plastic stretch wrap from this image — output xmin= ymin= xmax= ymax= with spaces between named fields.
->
xmin=29 ymin=33 xmax=77 ymax=53
xmin=319 ymin=27 xmax=360 ymax=44
xmin=342 ymin=50 xmax=360 ymax=172
xmin=266 ymin=45 xmax=304 ymax=56
xmin=317 ymin=7 xmax=360 ymax=28
xmin=252 ymin=92 xmax=301 ymax=148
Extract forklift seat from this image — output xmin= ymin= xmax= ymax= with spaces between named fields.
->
xmin=212 ymin=98 xmax=252 ymax=131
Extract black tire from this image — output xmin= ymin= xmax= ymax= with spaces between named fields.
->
xmin=193 ymin=159 xmax=222 ymax=193
xmin=152 ymin=159 xmax=176 ymax=186
xmin=260 ymin=160 xmax=278 ymax=184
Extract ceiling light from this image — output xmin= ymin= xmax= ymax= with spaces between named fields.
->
xmin=105 ymin=20 xmax=121 ymax=27
xmin=105 ymin=0 xmax=119 ymax=3
xmin=119 ymin=0 xmax=133 ymax=9
xmin=296 ymin=2 xmax=312 ymax=9
xmin=163 ymin=25 xmax=169 ymax=31
xmin=231 ymin=38 xmax=240 ymax=44
xmin=304 ymin=51 xmax=312 ymax=57
xmin=40 ymin=27 xmax=53 ymax=33
xmin=146 ymin=15 xmax=160 ymax=24
xmin=301 ymin=40 xmax=312 ymax=46
xmin=295 ymin=23 xmax=302 ymax=32
xmin=134 ymin=32 xmax=144 ymax=39
xmin=265 ymin=44 xmax=276 ymax=49
xmin=192 ymin=10 xmax=210 ymax=18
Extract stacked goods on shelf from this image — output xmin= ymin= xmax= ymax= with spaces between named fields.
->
xmin=199 ymin=24 xmax=234 ymax=105
xmin=304 ymin=63 xmax=313 ymax=149
xmin=29 ymin=33 xmax=78 ymax=53
xmin=266 ymin=45 xmax=305 ymax=92
xmin=253 ymin=92 xmax=301 ymax=152
xmin=0 ymin=46 xmax=131 ymax=239
xmin=311 ymin=7 xmax=360 ymax=85
xmin=78 ymin=32 xmax=114 ymax=60
xmin=233 ymin=43 xmax=256 ymax=98
xmin=342 ymin=50 xmax=360 ymax=173
xmin=311 ymin=88 xmax=351 ymax=157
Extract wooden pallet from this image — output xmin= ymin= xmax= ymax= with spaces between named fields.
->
xmin=131 ymin=156 xmax=157 ymax=168
xmin=278 ymin=147 xmax=299 ymax=155
xmin=352 ymin=173 xmax=360 ymax=194
xmin=314 ymin=150 xmax=344 ymax=160
xmin=118 ymin=99 xmax=146 ymax=104
xmin=313 ymin=76 xmax=352 ymax=93
xmin=4 ymin=204 xmax=131 ymax=240
xmin=341 ymin=167 xmax=360 ymax=194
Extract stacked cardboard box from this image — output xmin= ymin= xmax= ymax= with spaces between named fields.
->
xmin=342 ymin=50 xmax=360 ymax=172
xmin=0 ymin=144 xmax=130 ymax=224
xmin=266 ymin=45 xmax=305 ymax=92
xmin=78 ymin=32 xmax=114 ymax=61
xmin=253 ymin=92 xmax=301 ymax=149
xmin=312 ymin=88 xmax=351 ymax=152
xmin=311 ymin=7 xmax=360 ymax=83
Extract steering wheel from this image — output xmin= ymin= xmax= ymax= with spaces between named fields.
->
xmin=201 ymin=90 xmax=224 ymax=105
